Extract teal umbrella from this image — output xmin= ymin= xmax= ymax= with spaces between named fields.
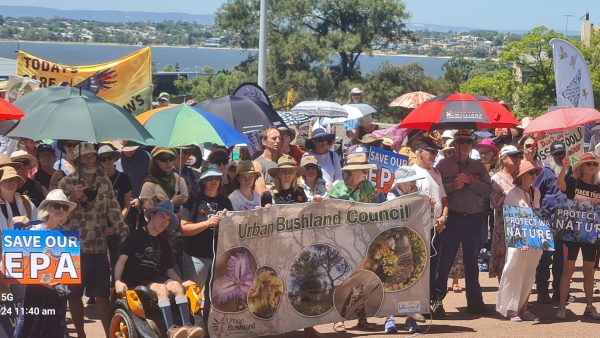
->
xmin=7 ymin=96 xmax=154 ymax=144
xmin=13 ymin=86 xmax=96 ymax=114
xmin=137 ymin=104 xmax=249 ymax=147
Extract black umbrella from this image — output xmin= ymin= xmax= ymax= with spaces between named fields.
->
xmin=197 ymin=96 xmax=287 ymax=134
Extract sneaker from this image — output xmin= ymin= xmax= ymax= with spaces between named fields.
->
xmin=556 ymin=306 xmax=567 ymax=320
xmin=583 ymin=305 xmax=600 ymax=319
xmin=430 ymin=299 xmax=446 ymax=317
xmin=507 ymin=311 xmax=522 ymax=322
xmin=185 ymin=326 xmax=204 ymax=338
xmin=167 ymin=326 xmax=189 ymax=338
xmin=404 ymin=317 xmax=420 ymax=333
xmin=411 ymin=313 xmax=426 ymax=322
xmin=384 ymin=316 xmax=397 ymax=334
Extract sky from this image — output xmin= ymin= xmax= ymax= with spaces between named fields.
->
xmin=2 ymin=0 xmax=600 ymax=32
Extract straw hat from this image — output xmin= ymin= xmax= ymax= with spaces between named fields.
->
xmin=268 ymin=154 xmax=305 ymax=177
xmin=442 ymin=139 xmax=455 ymax=152
xmin=0 ymin=167 xmax=25 ymax=189
xmin=235 ymin=160 xmax=260 ymax=178
xmin=358 ymin=133 xmax=382 ymax=145
xmin=572 ymin=152 xmax=600 ymax=174
xmin=38 ymin=189 xmax=77 ymax=215
xmin=342 ymin=153 xmax=376 ymax=171
xmin=73 ymin=142 xmax=97 ymax=161
xmin=151 ymin=147 xmax=176 ymax=158
xmin=10 ymin=150 xmax=38 ymax=169
xmin=513 ymin=161 xmax=542 ymax=184
xmin=0 ymin=154 xmax=22 ymax=170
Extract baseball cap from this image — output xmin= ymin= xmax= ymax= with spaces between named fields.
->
xmin=550 ymin=141 xmax=566 ymax=155
xmin=500 ymin=145 xmax=522 ymax=157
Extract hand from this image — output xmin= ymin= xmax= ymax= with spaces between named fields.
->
xmin=313 ymin=195 xmax=323 ymax=202
xmin=12 ymin=216 xmax=29 ymax=226
xmin=40 ymin=281 xmax=59 ymax=290
xmin=434 ymin=215 xmax=447 ymax=233
xmin=115 ymin=280 xmax=128 ymax=294
xmin=130 ymin=198 xmax=140 ymax=208
xmin=171 ymin=194 xmax=185 ymax=205
xmin=429 ymin=196 xmax=436 ymax=211
xmin=105 ymin=227 xmax=116 ymax=235
xmin=206 ymin=214 xmax=222 ymax=228
xmin=452 ymin=180 xmax=465 ymax=190
xmin=521 ymin=246 xmax=530 ymax=251
xmin=562 ymin=156 xmax=570 ymax=167
xmin=456 ymin=172 xmax=472 ymax=184
xmin=71 ymin=184 xmax=85 ymax=201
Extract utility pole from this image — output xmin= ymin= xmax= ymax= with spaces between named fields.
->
xmin=563 ymin=14 xmax=575 ymax=36
xmin=257 ymin=0 xmax=268 ymax=89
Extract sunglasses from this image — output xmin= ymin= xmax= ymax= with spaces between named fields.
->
xmin=157 ymin=156 xmax=176 ymax=163
xmin=50 ymin=203 xmax=70 ymax=212
xmin=456 ymin=139 xmax=473 ymax=145
xmin=584 ymin=162 xmax=599 ymax=168
xmin=98 ymin=155 xmax=114 ymax=162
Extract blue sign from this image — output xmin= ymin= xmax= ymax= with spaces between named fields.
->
xmin=503 ymin=206 xmax=554 ymax=251
xmin=553 ymin=199 xmax=600 ymax=244
xmin=367 ymin=147 xmax=409 ymax=192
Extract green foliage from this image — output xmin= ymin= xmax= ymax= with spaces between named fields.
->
xmin=442 ymin=57 xmax=476 ymax=91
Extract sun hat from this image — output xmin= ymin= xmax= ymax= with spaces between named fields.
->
xmin=513 ymin=161 xmax=542 ymax=184
xmin=442 ymin=139 xmax=455 ymax=152
xmin=573 ymin=152 xmax=600 ymax=173
xmin=358 ymin=114 xmax=374 ymax=126
xmin=35 ymin=144 xmax=54 ymax=156
xmin=145 ymin=200 xmax=179 ymax=232
xmin=300 ymin=155 xmax=319 ymax=167
xmin=151 ymin=147 xmax=176 ymax=158
xmin=499 ymin=145 xmax=522 ymax=157
xmin=268 ymin=154 xmax=305 ymax=177
xmin=441 ymin=130 xmax=457 ymax=140
xmin=157 ymin=92 xmax=171 ymax=101
xmin=393 ymin=166 xmax=425 ymax=185
xmin=97 ymin=145 xmax=121 ymax=161
xmin=73 ymin=142 xmax=97 ymax=161
xmin=235 ymin=160 xmax=260 ymax=177
xmin=453 ymin=129 xmax=472 ymax=139
xmin=38 ymin=189 xmax=77 ymax=214
xmin=342 ymin=153 xmax=376 ymax=171
xmin=112 ymin=140 xmax=140 ymax=152
xmin=472 ymin=130 xmax=493 ymax=139
xmin=477 ymin=139 xmax=498 ymax=155
xmin=350 ymin=87 xmax=363 ymax=94
xmin=0 ymin=154 xmax=22 ymax=170
xmin=199 ymin=163 xmax=223 ymax=180
xmin=381 ymin=137 xmax=394 ymax=148
xmin=309 ymin=127 xmax=335 ymax=143
xmin=358 ymin=133 xmax=382 ymax=145
xmin=277 ymin=126 xmax=296 ymax=141
xmin=10 ymin=150 xmax=38 ymax=169
xmin=0 ymin=167 xmax=25 ymax=189
xmin=550 ymin=141 xmax=566 ymax=156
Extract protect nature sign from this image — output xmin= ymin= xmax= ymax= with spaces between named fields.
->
xmin=503 ymin=206 xmax=554 ymax=251
xmin=209 ymin=195 xmax=431 ymax=337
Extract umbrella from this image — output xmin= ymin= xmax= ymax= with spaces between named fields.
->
xmin=290 ymin=100 xmax=347 ymax=118
xmin=342 ymin=103 xmax=377 ymax=120
xmin=136 ymin=104 xmax=249 ymax=147
xmin=523 ymin=107 xmax=600 ymax=134
xmin=389 ymin=91 xmax=435 ymax=108
xmin=197 ymin=96 xmax=286 ymax=134
xmin=277 ymin=111 xmax=311 ymax=126
xmin=7 ymin=96 xmax=154 ymax=144
xmin=399 ymin=93 xmax=519 ymax=131
xmin=0 ymin=98 xmax=26 ymax=121
xmin=13 ymin=86 xmax=96 ymax=113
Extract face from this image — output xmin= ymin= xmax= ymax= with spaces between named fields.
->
xmin=278 ymin=168 xmax=296 ymax=186
xmin=262 ymin=129 xmax=281 ymax=152
xmin=454 ymin=138 xmax=473 ymax=160
xmin=210 ymin=156 xmax=229 ymax=174
xmin=37 ymin=151 xmax=55 ymax=167
xmin=312 ymin=136 xmax=330 ymax=154
xmin=443 ymin=148 xmax=455 ymax=159
xmin=522 ymin=138 xmax=535 ymax=156
xmin=150 ymin=210 xmax=171 ymax=233
xmin=79 ymin=153 xmax=97 ymax=169
xmin=504 ymin=153 xmax=523 ymax=168
xmin=237 ymin=172 xmax=257 ymax=190
xmin=202 ymin=176 xmax=221 ymax=192
xmin=155 ymin=153 xmax=175 ymax=173
xmin=0 ymin=177 xmax=19 ymax=192
xmin=158 ymin=99 xmax=169 ymax=107
xmin=521 ymin=169 xmax=538 ymax=187
xmin=582 ymin=161 xmax=599 ymax=176
xmin=14 ymin=162 xmax=28 ymax=178
xmin=418 ymin=149 xmax=436 ymax=168
xmin=552 ymin=151 xmax=566 ymax=165
xmin=399 ymin=181 xmax=418 ymax=194
xmin=48 ymin=202 xmax=70 ymax=223
xmin=350 ymin=93 xmax=362 ymax=103
xmin=63 ymin=141 xmax=78 ymax=155
xmin=303 ymin=164 xmax=318 ymax=179
xmin=350 ymin=169 xmax=368 ymax=183
xmin=21 ymin=139 xmax=36 ymax=150
xmin=478 ymin=148 xmax=495 ymax=165
xmin=175 ymin=151 xmax=191 ymax=167
xmin=280 ymin=131 xmax=291 ymax=152
xmin=98 ymin=153 xmax=116 ymax=171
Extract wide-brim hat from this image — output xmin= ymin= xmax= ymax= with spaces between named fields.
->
xmin=268 ymin=154 xmax=305 ymax=177
xmin=73 ymin=142 xmax=97 ymax=161
xmin=151 ymin=147 xmax=176 ymax=158
xmin=278 ymin=126 xmax=296 ymax=141
xmin=35 ymin=143 xmax=55 ymax=156
xmin=342 ymin=153 xmax=376 ymax=171
xmin=573 ymin=152 xmax=600 ymax=174
xmin=10 ymin=150 xmax=38 ymax=169
xmin=0 ymin=166 xmax=25 ymax=189
xmin=310 ymin=127 xmax=335 ymax=142
xmin=350 ymin=87 xmax=363 ymax=94
xmin=513 ymin=161 xmax=542 ymax=184
xmin=97 ymin=145 xmax=122 ymax=161
xmin=358 ymin=133 xmax=382 ymax=145
xmin=38 ymin=189 xmax=77 ymax=216
xmin=477 ymin=139 xmax=498 ymax=155
xmin=393 ymin=166 xmax=426 ymax=185
xmin=145 ymin=200 xmax=179 ymax=232
xmin=442 ymin=139 xmax=455 ymax=152
xmin=0 ymin=154 xmax=22 ymax=170
xmin=112 ymin=140 xmax=140 ymax=152
xmin=198 ymin=163 xmax=223 ymax=180
xmin=358 ymin=114 xmax=374 ymax=126
xmin=235 ymin=160 xmax=261 ymax=178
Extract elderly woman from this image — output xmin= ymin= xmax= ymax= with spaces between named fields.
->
xmin=228 ymin=160 xmax=264 ymax=211
xmin=0 ymin=165 xmax=36 ymax=230
xmin=263 ymin=155 xmax=308 ymax=205
xmin=140 ymin=147 xmax=188 ymax=210
xmin=49 ymin=140 xmax=78 ymax=190
xmin=305 ymin=128 xmax=342 ymax=186
xmin=496 ymin=161 xmax=542 ymax=322
xmin=13 ymin=189 xmax=76 ymax=338
xmin=477 ymin=139 xmax=499 ymax=174
xmin=556 ymin=152 xmax=600 ymax=320
xmin=298 ymin=155 xmax=329 ymax=201
xmin=489 ymin=145 xmax=523 ymax=281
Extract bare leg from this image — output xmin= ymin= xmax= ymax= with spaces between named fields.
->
xmin=559 ymin=260 xmax=576 ymax=307
xmin=583 ymin=261 xmax=595 ymax=306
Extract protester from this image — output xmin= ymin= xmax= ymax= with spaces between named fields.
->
xmin=556 ymin=152 xmax=600 ymax=319
xmin=305 ymin=127 xmax=342 ymax=187
xmin=0 ymin=166 xmax=36 ymax=230
xmin=174 ymin=146 xmax=202 ymax=200
xmin=398 ymin=130 xmax=423 ymax=165
xmin=157 ymin=91 xmax=171 ymax=107
xmin=298 ymin=155 xmax=329 ymax=201
xmin=115 ymin=200 xmax=203 ymax=338
xmin=489 ymin=145 xmax=522 ymax=281
xmin=33 ymin=143 xmax=56 ymax=196
xmin=263 ymin=154 xmax=308 ymax=204
xmin=253 ymin=127 xmax=281 ymax=195
xmin=13 ymin=189 xmax=76 ymax=338
xmin=206 ymin=147 xmax=232 ymax=196
xmin=432 ymin=129 xmax=492 ymax=316
xmin=356 ymin=114 xmax=379 ymax=141
xmin=115 ymin=140 xmax=150 ymax=202
xmin=496 ymin=161 xmax=542 ymax=322
xmin=49 ymin=140 xmax=78 ymax=190
xmin=477 ymin=139 xmax=499 ymax=173
xmin=518 ymin=135 xmax=539 ymax=166
xmin=278 ymin=126 xmax=304 ymax=163
xmin=140 ymin=147 xmax=188 ymax=211
xmin=343 ymin=87 xmax=364 ymax=149
xmin=18 ymin=138 xmax=37 ymax=178
xmin=228 ymin=160 xmax=264 ymax=211
xmin=11 ymin=150 xmax=45 ymax=207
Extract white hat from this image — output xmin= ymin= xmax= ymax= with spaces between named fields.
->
xmin=441 ymin=130 xmax=456 ymax=140
xmin=97 ymin=145 xmax=121 ymax=161
xmin=157 ymin=92 xmax=171 ymax=101
xmin=499 ymin=145 xmax=522 ymax=157
xmin=350 ymin=87 xmax=363 ymax=94
xmin=393 ymin=166 xmax=425 ymax=185
xmin=38 ymin=189 xmax=77 ymax=219
xmin=10 ymin=150 xmax=38 ymax=169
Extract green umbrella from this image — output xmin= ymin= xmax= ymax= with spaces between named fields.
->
xmin=7 ymin=96 xmax=154 ymax=144
xmin=13 ymin=86 xmax=96 ymax=114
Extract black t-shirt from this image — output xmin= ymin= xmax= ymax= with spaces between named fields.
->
xmin=181 ymin=193 xmax=232 ymax=259
xmin=33 ymin=169 xmax=52 ymax=190
xmin=120 ymin=228 xmax=174 ymax=285
xmin=110 ymin=172 xmax=132 ymax=209
xmin=263 ymin=187 xmax=308 ymax=205
xmin=18 ymin=179 xmax=45 ymax=207
xmin=565 ymin=175 xmax=600 ymax=201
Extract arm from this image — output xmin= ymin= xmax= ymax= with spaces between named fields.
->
xmin=557 ymin=157 xmax=570 ymax=192
xmin=467 ymin=162 xmax=492 ymax=197
xmin=181 ymin=213 xmax=221 ymax=236
xmin=253 ymin=160 xmax=268 ymax=196
xmin=122 ymin=191 xmax=132 ymax=219
xmin=114 ymin=254 xmax=128 ymax=293
xmin=106 ymin=181 xmax=128 ymax=238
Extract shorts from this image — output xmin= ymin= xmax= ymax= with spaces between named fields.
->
xmin=564 ymin=242 xmax=598 ymax=262
xmin=69 ymin=253 xmax=111 ymax=299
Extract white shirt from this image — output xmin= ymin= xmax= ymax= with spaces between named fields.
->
xmin=412 ymin=164 xmax=446 ymax=218
xmin=310 ymin=151 xmax=342 ymax=186
xmin=228 ymin=189 xmax=261 ymax=211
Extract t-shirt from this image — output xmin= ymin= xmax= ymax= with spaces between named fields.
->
xmin=264 ymin=187 xmax=308 ymax=205
xmin=120 ymin=149 xmax=151 ymax=197
xmin=18 ymin=179 xmax=45 ymax=207
xmin=33 ymin=169 xmax=52 ymax=190
xmin=109 ymin=172 xmax=132 ymax=209
xmin=565 ymin=175 xmax=600 ymax=202
xmin=412 ymin=165 xmax=447 ymax=218
xmin=120 ymin=228 xmax=174 ymax=285
xmin=310 ymin=151 xmax=342 ymax=185
xmin=228 ymin=189 xmax=262 ymax=211
xmin=181 ymin=194 xmax=232 ymax=259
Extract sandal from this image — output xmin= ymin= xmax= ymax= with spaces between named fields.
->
xmin=332 ymin=322 xmax=346 ymax=333
xmin=354 ymin=319 xmax=377 ymax=331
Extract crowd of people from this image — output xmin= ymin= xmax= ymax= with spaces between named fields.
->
xmin=2 ymin=87 xmax=600 ymax=338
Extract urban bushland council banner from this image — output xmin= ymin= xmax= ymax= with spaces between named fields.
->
xmin=209 ymin=195 xmax=431 ymax=337
xmin=16 ymin=48 xmax=152 ymax=115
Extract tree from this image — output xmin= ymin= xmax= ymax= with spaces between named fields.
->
xmin=460 ymin=69 xmax=518 ymax=115
xmin=313 ymin=245 xmax=350 ymax=291
xmin=161 ymin=63 xmax=180 ymax=72
xmin=442 ymin=57 xmax=476 ymax=91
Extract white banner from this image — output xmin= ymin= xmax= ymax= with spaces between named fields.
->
xmin=551 ymin=38 xmax=594 ymax=109
xmin=535 ymin=126 xmax=583 ymax=165
xmin=209 ymin=195 xmax=431 ymax=337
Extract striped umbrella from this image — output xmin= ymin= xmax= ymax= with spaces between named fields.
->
xmin=290 ymin=100 xmax=347 ymax=118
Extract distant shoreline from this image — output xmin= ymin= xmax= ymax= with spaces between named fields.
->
xmin=0 ymin=39 xmax=492 ymax=61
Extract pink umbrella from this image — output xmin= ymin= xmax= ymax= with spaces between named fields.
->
xmin=389 ymin=91 xmax=435 ymax=108
xmin=523 ymin=107 xmax=600 ymax=134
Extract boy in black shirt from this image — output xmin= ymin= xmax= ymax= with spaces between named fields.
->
xmin=114 ymin=200 xmax=203 ymax=338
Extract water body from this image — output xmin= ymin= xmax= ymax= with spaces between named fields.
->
xmin=0 ymin=41 xmax=448 ymax=77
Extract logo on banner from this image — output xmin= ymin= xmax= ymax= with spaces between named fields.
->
xmin=442 ymin=111 xmax=486 ymax=121
xmin=562 ymin=69 xmax=582 ymax=107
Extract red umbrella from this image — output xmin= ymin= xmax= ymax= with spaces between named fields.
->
xmin=523 ymin=107 xmax=600 ymax=134
xmin=0 ymin=98 xmax=26 ymax=121
xmin=399 ymin=93 xmax=519 ymax=130
xmin=389 ymin=91 xmax=435 ymax=108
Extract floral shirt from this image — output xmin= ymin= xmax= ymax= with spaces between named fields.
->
xmin=328 ymin=180 xmax=374 ymax=202
xmin=58 ymin=170 xmax=128 ymax=254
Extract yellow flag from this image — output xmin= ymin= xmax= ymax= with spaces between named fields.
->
xmin=17 ymin=48 xmax=152 ymax=115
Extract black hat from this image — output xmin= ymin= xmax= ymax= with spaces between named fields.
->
xmin=35 ymin=143 xmax=54 ymax=155
xmin=414 ymin=138 xmax=441 ymax=153
xmin=406 ymin=130 xmax=423 ymax=144
xmin=550 ymin=141 xmax=566 ymax=155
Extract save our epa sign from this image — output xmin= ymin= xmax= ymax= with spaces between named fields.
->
xmin=368 ymin=147 xmax=409 ymax=193
xmin=1 ymin=230 xmax=80 ymax=284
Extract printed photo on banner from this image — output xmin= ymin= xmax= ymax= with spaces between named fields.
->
xmin=368 ymin=146 xmax=409 ymax=193
xmin=209 ymin=196 xmax=430 ymax=338
xmin=6 ymin=75 xmax=40 ymax=103
xmin=552 ymin=199 xmax=600 ymax=244
xmin=535 ymin=126 xmax=583 ymax=165
xmin=503 ymin=206 xmax=554 ymax=251
xmin=1 ymin=230 xmax=80 ymax=284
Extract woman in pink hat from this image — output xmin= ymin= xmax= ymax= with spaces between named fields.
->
xmin=477 ymin=139 xmax=499 ymax=174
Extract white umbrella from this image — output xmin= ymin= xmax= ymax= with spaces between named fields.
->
xmin=342 ymin=103 xmax=377 ymax=120
xmin=290 ymin=100 xmax=347 ymax=118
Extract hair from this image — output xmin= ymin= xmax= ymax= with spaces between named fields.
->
xmin=149 ymin=157 xmax=173 ymax=178
xmin=573 ymin=162 xmax=600 ymax=183
xmin=233 ymin=173 xmax=258 ymax=190
xmin=199 ymin=175 xmax=223 ymax=195
xmin=260 ymin=127 xmax=280 ymax=141
xmin=517 ymin=135 xmax=535 ymax=151
xmin=302 ymin=164 xmax=323 ymax=180
xmin=273 ymin=169 xmax=299 ymax=191
xmin=495 ymin=153 xmax=510 ymax=171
